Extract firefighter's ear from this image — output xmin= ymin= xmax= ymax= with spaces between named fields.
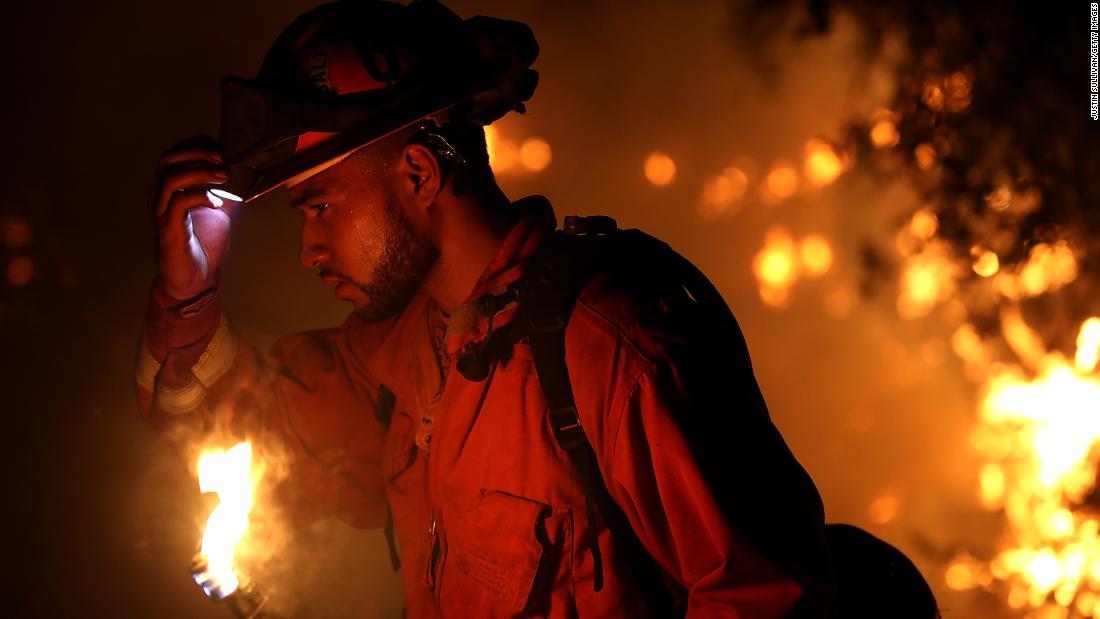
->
xmin=398 ymin=143 xmax=442 ymax=207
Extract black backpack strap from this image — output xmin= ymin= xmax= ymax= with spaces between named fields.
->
xmin=374 ymin=384 xmax=397 ymax=427
xmin=519 ymin=219 xmax=681 ymax=614
xmin=528 ymin=314 xmax=607 ymax=591
xmin=374 ymin=385 xmax=402 ymax=572
xmin=384 ymin=502 xmax=401 ymax=572
xmin=519 ymin=221 xmax=609 ymax=592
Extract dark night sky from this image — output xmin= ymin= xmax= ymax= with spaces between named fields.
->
xmin=0 ymin=1 xmax=1023 ymax=617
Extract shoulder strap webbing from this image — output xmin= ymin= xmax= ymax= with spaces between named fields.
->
xmin=528 ymin=322 xmax=607 ymax=589
xmin=520 ymin=224 xmax=681 ymax=614
xmin=373 ymin=385 xmax=403 ymax=572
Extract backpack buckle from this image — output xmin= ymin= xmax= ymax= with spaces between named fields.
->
xmin=563 ymin=215 xmax=618 ymax=236
xmin=549 ymin=405 xmax=586 ymax=451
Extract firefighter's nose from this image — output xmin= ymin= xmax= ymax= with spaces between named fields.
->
xmin=299 ymin=240 xmax=332 ymax=269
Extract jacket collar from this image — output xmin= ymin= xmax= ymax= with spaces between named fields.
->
xmin=366 ymin=195 xmax=556 ymax=411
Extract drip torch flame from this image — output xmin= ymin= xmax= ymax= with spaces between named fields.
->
xmin=193 ymin=442 xmax=254 ymax=599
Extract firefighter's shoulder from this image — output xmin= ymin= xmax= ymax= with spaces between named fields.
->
xmin=268 ymin=310 xmax=396 ymax=392
xmin=570 ymin=230 xmax=722 ymax=367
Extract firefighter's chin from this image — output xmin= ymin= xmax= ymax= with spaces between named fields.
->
xmin=334 ymin=280 xmax=366 ymax=305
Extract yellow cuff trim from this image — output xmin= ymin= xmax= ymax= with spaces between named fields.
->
xmin=136 ymin=315 xmax=238 ymax=413
xmin=154 ymin=380 xmax=209 ymax=415
xmin=193 ymin=315 xmax=239 ymax=388
xmin=136 ymin=338 xmax=160 ymax=392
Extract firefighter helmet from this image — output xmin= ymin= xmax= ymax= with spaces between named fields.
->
xmin=218 ymin=0 xmax=539 ymax=202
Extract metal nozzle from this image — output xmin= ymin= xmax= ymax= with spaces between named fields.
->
xmin=190 ymin=554 xmax=280 ymax=619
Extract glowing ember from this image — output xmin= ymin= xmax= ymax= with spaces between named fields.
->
xmin=1017 ymin=241 xmax=1078 ymax=298
xmin=698 ymin=166 xmax=748 ymax=219
xmin=1 ymin=216 xmax=33 ymax=248
xmin=914 ymin=143 xmax=937 ymax=171
xmin=971 ymin=246 xmax=1000 ymax=277
xmin=6 ymin=257 xmax=33 ymax=286
xmin=922 ymin=82 xmax=945 ymax=111
xmin=896 ymin=240 xmax=960 ymax=319
xmin=869 ymin=492 xmax=900 ymax=524
xmin=519 ymin=137 xmax=552 ymax=171
xmin=761 ymin=161 xmax=799 ymax=203
xmin=870 ymin=120 xmax=900 ymax=149
xmin=803 ymin=139 xmax=844 ymax=187
xmin=986 ymin=185 xmax=1013 ymax=211
xmin=979 ymin=463 xmax=1006 ymax=510
xmin=752 ymin=227 xmax=799 ymax=307
xmin=908 ymin=208 xmax=939 ymax=241
xmin=799 ymin=235 xmax=833 ymax=277
xmin=193 ymin=442 xmax=255 ymax=599
xmin=752 ymin=228 xmax=838 ymax=308
xmin=644 ymin=151 xmax=676 ymax=186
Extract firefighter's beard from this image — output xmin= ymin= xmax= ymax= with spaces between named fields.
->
xmin=344 ymin=191 xmax=439 ymax=322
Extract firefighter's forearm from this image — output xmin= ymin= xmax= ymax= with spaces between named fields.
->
xmin=136 ymin=275 xmax=233 ymax=418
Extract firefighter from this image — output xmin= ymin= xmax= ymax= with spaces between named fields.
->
xmin=138 ymin=1 xmax=835 ymax=616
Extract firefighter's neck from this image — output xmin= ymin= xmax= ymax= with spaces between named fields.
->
xmin=424 ymin=184 xmax=517 ymax=314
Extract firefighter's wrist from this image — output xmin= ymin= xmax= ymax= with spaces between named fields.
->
xmin=143 ymin=271 xmax=225 ymax=366
xmin=137 ymin=314 xmax=239 ymax=414
xmin=152 ymin=271 xmax=222 ymax=319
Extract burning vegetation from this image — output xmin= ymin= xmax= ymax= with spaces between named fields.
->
xmin=726 ymin=0 xmax=1097 ymax=616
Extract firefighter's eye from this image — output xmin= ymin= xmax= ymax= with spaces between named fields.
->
xmin=310 ymin=203 xmax=330 ymax=213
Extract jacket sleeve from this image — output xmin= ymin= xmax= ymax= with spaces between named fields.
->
xmin=600 ymin=315 xmax=834 ymax=618
xmin=134 ymin=281 xmax=391 ymax=529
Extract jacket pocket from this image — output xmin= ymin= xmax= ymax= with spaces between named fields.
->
xmin=443 ymin=490 xmax=570 ymax=616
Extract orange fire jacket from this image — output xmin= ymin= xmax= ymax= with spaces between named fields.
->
xmin=136 ymin=197 xmax=834 ymax=618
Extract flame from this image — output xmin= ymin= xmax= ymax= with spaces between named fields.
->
xmin=193 ymin=442 xmax=255 ymax=599
xmin=1077 ymin=318 xmax=1100 ymax=374
xmin=969 ymin=317 xmax=1100 ymax=613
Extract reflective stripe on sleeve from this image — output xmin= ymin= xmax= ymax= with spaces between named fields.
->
xmin=192 ymin=315 xmax=239 ymax=388
xmin=136 ymin=338 xmax=161 ymax=393
xmin=154 ymin=379 xmax=209 ymax=415
xmin=136 ymin=315 xmax=239 ymax=412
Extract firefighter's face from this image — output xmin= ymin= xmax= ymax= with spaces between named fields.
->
xmin=289 ymin=146 xmax=439 ymax=321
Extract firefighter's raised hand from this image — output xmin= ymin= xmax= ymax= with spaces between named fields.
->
xmin=150 ymin=136 xmax=241 ymax=302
